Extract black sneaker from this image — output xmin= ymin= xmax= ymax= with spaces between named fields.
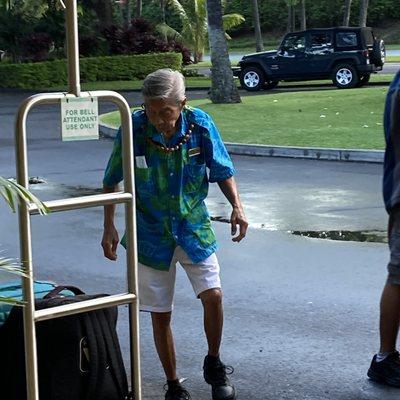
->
xmin=164 ymin=382 xmax=191 ymax=400
xmin=203 ymin=355 xmax=236 ymax=400
xmin=368 ymin=351 xmax=400 ymax=387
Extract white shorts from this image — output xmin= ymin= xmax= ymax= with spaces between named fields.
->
xmin=138 ymin=246 xmax=221 ymax=313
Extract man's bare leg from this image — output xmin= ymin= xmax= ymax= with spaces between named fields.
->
xmin=200 ymin=288 xmax=236 ymax=400
xmin=368 ymin=281 xmax=400 ymax=387
xmin=380 ymin=282 xmax=400 ymax=353
xmin=151 ymin=312 xmax=177 ymax=381
xmin=199 ymin=288 xmax=223 ymax=357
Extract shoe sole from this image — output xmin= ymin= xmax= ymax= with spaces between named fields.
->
xmin=211 ymin=393 xmax=236 ymax=400
xmin=210 ymin=387 xmax=236 ymax=400
xmin=368 ymin=368 xmax=400 ymax=388
xmin=204 ymin=380 xmax=236 ymax=400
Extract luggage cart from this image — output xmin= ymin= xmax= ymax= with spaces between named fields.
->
xmin=14 ymin=1 xmax=142 ymax=399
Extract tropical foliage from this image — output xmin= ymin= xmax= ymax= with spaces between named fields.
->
xmin=0 ymin=0 xmax=48 ymax=62
xmin=161 ymin=0 xmax=244 ymax=62
xmin=0 ymin=176 xmax=49 ymax=305
xmin=223 ymin=0 xmax=400 ymax=33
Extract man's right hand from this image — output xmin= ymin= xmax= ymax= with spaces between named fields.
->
xmin=101 ymin=226 xmax=119 ymax=261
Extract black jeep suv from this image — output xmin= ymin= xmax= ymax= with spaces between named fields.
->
xmin=233 ymin=27 xmax=385 ymax=91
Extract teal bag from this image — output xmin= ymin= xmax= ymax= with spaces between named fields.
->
xmin=0 ymin=281 xmax=75 ymax=327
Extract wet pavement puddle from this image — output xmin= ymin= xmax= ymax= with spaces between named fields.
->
xmin=28 ymin=179 xmax=103 ymax=198
xmin=29 ymin=181 xmax=387 ymax=244
xmin=211 ymin=216 xmax=387 ymax=244
xmin=290 ymin=230 xmax=387 ymax=244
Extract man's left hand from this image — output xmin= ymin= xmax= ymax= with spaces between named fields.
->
xmin=230 ymin=206 xmax=248 ymax=242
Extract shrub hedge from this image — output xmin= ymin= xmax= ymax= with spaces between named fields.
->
xmin=0 ymin=52 xmax=182 ymax=89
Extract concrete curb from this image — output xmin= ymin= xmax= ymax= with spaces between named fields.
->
xmin=99 ymin=123 xmax=384 ymax=164
xmin=1 ymin=80 xmax=392 ymax=94
xmin=225 ymin=143 xmax=383 ymax=163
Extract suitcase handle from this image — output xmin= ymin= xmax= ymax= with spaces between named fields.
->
xmin=44 ymin=285 xmax=85 ymax=299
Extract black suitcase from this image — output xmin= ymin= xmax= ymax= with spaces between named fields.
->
xmin=0 ymin=285 xmax=131 ymax=400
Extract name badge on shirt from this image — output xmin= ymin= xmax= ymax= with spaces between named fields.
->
xmin=135 ymin=156 xmax=148 ymax=168
xmin=188 ymin=147 xmax=201 ymax=157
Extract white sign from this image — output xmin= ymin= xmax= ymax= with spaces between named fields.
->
xmin=61 ymin=97 xmax=99 ymax=141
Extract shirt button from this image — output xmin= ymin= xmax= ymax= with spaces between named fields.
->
xmin=170 ymin=172 xmax=174 ymax=176
xmin=172 ymin=217 xmax=176 ymax=221
xmin=171 ymin=195 xmax=175 ymax=198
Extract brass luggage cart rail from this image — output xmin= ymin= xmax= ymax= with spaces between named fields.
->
xmin=15 ymin=1 xmax=142 ymax=399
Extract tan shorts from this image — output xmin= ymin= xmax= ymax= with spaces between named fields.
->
xmin=138 ymin=246 xmax=221 ymax=313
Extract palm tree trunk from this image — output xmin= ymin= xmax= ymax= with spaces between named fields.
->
xmin=343 ymin=0 xmax=352 ymax=26
xmin=287 ymin=4 xmax=293 ymax=33
xmin=160 ymin=0 xmax=166 ymax=24
xmin=300 ymin=0 xmax=306 ymax=31
xmin=135 ymin=0 xmax=142 ymax=18
xmin=160 ymin=0 xmax=167 ymax=41
xmin=252 ymin=0 xmax=264 ymax=52
xmin=291 ymin=5 xmax=296 ymax=31
xmin=359 ymin=0 xmax=369 ymax=27
xmin=123 ymin=0 xmax=131 ymax=29
xmin=206 ymin=0 xmax=241 ymax=103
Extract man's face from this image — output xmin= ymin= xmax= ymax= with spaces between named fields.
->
xmin=144 ymin=98 xmax=186 ymax=135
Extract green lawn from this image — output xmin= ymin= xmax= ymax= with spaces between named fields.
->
xmin=387 ymin=55 xmax=400 ymax=62
xmin=385 ymin=44 xmax=400 ymax=50
xmin=47 ymin=73 xmax=393 ymax=92
xmin=101 ymin=87 xmax=388 ymax=150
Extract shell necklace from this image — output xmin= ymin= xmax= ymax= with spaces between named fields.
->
xmin=147 ymin=123 xmax=194 ymax=153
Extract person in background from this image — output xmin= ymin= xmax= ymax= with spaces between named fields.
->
xmin=368 ymin=71 xmax=400 ymax=387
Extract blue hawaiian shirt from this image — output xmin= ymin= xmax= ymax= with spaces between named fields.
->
xmin=103 ymin=107 xmax=235 ymax=271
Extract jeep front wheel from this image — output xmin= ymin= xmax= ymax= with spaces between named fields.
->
xmin=240 ymin=66 xmax=265 ymax=91
xmin=332 ymin=64 xmax=359 ymax=89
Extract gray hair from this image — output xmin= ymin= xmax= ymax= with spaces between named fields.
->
xmin=142 ymin=68 xmax=186 ymax=103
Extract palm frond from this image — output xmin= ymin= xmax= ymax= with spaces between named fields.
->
xmin=0 ymin=252 xmax=27 ymax=306
xmin=222 ymin=13 xmax=245 ymax=32
xmin=0 ymin=254 xmax=29 ymax=278
xmin=0 ymin=296 xmax=25 ymax=306
xmin=156 ymin=23 xmax=183 ymax=41
xmin=196 ymin=0 xmax=207 ymax=20
xmin=0 ymin=176 xmax=49 ymax=215
xmin=167 ymin=0 xmax=190 ymax=25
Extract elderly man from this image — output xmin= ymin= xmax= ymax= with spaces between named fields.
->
xmin=102 ymin=69 xmax=247 ymax=400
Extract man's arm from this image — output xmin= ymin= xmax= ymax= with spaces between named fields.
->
xmin=101 ymin=184 xmax=120 ymax=260
xmin=217 ymin=177 xmax=248 ymax=242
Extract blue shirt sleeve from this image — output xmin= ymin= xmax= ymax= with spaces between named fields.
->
xmin=203 ymin=117 xmax=235 ymax=183
xmin=103 ymin=127 xmax=123 ymax=187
